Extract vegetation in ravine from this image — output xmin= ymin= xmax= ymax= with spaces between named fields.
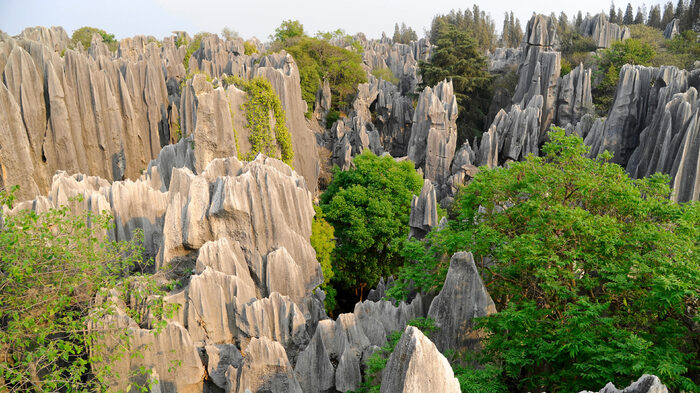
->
xmin=310 ymin=204 xmax=337 ymax=314
xmin=0 ymin=187 xmax=177 ymax=393
xmin=388 ymin=130 xmax=699 ymax=392
xmin=319 ymin=151 xmax=423 ymax=310
xmin=271 ymin=20 xmax=367 ymax=119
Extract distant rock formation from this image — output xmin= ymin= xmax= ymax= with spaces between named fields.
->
xmin=407 ymin=79 xmax=458 ymax=198
xmin=409 ymin=179 xmax=438 ymax=239
xmin=579 ymin=13 xmax=631 ymax=48
xmin=488 ymin=47 xmax=522 ymax=73
xmin=361 ymin=36 xmax=431 ymax=94
xmin=379 ymin=326 xmax=461 ymax=393
xmin=664 ymin=19 xmax=680 ymax=39
xmin=579 ymin=374 xmax=668 ymax=393
xmin=523 ymin=14 xmax=560 ymax=52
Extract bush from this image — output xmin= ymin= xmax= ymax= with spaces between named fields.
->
xmin=392 ymin=130 xmax=700 ymax=392
xmin=70 ymin=26 xmax=117 ymax=52
xmin=271 ymin=19 xmax=304 ymax=42
xmin=370 ymin=67 xmax=399 ymax=85
xmin=310 ymin=205 xmax=336 ymax=314
xmin=325 ymin=109 xmax=340 ymax=129
xmin=593 ymin=38 xmax=655 ymax=115
xmin=243 ymin=41 xmax=258 ymax=55
xmin=320 ymin=152 xmax=423 ymax=299
xmin=0 ymin=188 xmax=174 ymax=392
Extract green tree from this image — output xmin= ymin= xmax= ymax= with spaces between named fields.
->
xmin=662 ymin=1 xmax=676 ymax=26
xmin=624 ymin=3 xmax=635 ymax=24
xmin=393 ymin=23 xmax=401 ymax=43
xmin=272 ymin=19 xmax=305 ymax=42
xmin=310 ymin=204 xmax=336 ymax=312
xmin=635 ymin=7 xmax=646 ymax=24
xmin=279 ymin=35 xmax=366 ymax=117
xmin=70 ymin=26 xmax=117 ymax=51
xmin=320 ymin=152 xmax=423 ymax=298
xmin=610 ymin=2 xmax=618 ymax=23
xmin=648 ymin=5 xmax=662 ymax=28
xmin=391 ymin=130 xmax=699 ymax=392
xmin=419 ymin=22 xmax=492 ymax=142
xmin=593 ymin=38 xmax=655 ymax=115
xmin=0 ymin=188 xmax=172 ymax=392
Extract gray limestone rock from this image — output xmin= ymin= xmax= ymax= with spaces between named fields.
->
xmin=556 ymin=63 xmax=594 ymax=126
xmin=663 ymin=19 xmax=680 ymax=40
xmin=579 ymin=374 xmax=668 ymax=393
xmin=205 ymin=344 xmax=244 ymax=389
xmin=579 ymin=13 xmax=631 ymax=48
xmin=228 ymin=336 xmax=303 ymax=393
xmin=488 ymin=47 xmax=522 ymax=74
xmin=409 ymin=179 xmax=438 ymax=240
xmin=427 ymin=252 xmax=497 ymax=353
xmin=407 ymin=80 xmax=458 ymax=195
xmin=379 ymin=326 xmax=461 ymax=393
xmin=512 ymin=46 xmax=561 ymax=138
xmin=523 ymin=14 xmax=560 ymax=51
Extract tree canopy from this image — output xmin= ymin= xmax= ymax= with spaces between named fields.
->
xmin=390 ymin=130 xmax=699 ymax=392
xmin=419 ymin=22 xmax=492 ymax=142
xmin=320 ymin=152 xmax=423 ymax=299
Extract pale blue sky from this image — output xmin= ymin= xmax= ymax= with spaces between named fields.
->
xmin=0 ymin=0 xmax=667 ymax=41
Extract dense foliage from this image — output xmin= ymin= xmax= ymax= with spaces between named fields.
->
xmin=419 ymin=22 xmax=492 ymax=142
xmin=429 ymin=6 xmax=497 ymax=51
xmin=320 ymin=152 xmax=423 ymax=301
xmin=223 ymin=76 xmax=293 ymax=166
xmin=500 ymin=12 xmax=523 ymax=48
xmin=0 ymin=188 xmax=172 ymax=392
xmin=271 ymin=21 xmax=366 ymax=119
xmin=593 ymin=38 xmax=655 ymax=115
xmin=310 ymin=205 xmax=336 ymax=313
xmin=271 ymin=19 xmax=305 ymax=42
xmin=392 ymin=22 xmax=418 ymax=44
xmin=70 ymin=26 xmax=117 ymax=52
xmin=390 ymin=130 xmax=699 ymax=392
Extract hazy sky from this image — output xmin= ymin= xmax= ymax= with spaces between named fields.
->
xmin=1 ymin=0 xmax=668 ymax=41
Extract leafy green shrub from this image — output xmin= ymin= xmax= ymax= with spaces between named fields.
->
xmin=0 ymin=188 xmax=175 ymax=392
xmin=223 ymin=76 xmax=293 ymax=166
xmin=70 ymin=26 xmax=118 ymax=52
xmin=311 ymin=205 xmax=336 ymax=313
xmin=454 ymin=363 xmax=508 ymax=393
xmin=325 ymin=110 xmax=340 ymax=129
xmin=560 ymin=57 xmax=572 ymax=76
xmin=320 ymin=152 xmax=423 ymax=299
xmin=593 ymin=38 xmax=655 ymax=115
xmin=243 ymin=41 xmax=258 ymax=55
xmin=370 ymin=67 xmax=399 ymax=85
xmin=393 ymin=129 xmax=699 ymax=392
xmin=665 ymin=30 xmax=700 ymax=69
xmin=271 ymin=21 xmax=366 ymax=117
xmin=271 ymin=19 xmax=305 ymax=42
xmin=180 ymin=33 xmax=209 ymax=72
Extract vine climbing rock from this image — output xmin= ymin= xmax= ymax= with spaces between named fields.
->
xmin=379 ymin=326 xmax=461 ymax=393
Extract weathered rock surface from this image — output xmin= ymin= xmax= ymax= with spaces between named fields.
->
xmin=488 ymin=47 xmax=522 ymax=73
xmin=579 ymin=374 xmax=669 ymax=393
xmin=427 ymin=252 xmax=496 ymax=353
xmin=361 ymin=36 xmax=431 ymax=94
xmin=523 ymin=14 xmax=560 ymax=51
xmin=407 ymin=79 xmax=458 ymax=196
xmin=556 ymin=63 xmax=594 ymax=126
xmin=409 ymin=179 xmax=438 ymax=239
xmin=379 ymin=326 xmax=461 ymax=393
xmin=664 ymin=19 xmax=680 ymax=39
xmin=227 ymin=337 xmax=303 ymax=393
xmin=579 ymin=13 xmax=631 ymax=48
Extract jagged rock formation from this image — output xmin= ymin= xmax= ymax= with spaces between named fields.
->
xmin=488 ymin=47 xmax=522 ymax=73
xmin=511 ymin=46 xmax=561 ymax=138
xmin=329 ymin=76 xmax=414 ymax=169
xmin=487 ymin=95 xmax=542 ymax=163
xmin=427 ymin=252 xmax=496 ymax=354
xmin=556 ymin=63 xmax=594 ymax=126
xmin=379 ymin=326 xmax=461 ymax=393
xmin=409 ymin=179 xmax=438 ymax=239
xmin=444 ymin=140 xmax=479 ymax=198
xmin=664 ymin=19 xmax=680 ymax=39
xmin=361 ymin=37 xmax=431 ymax=94
xmin=523 ymin=14 xmax=560 ymax=52
xmin=579 ymin=374 xmax=668 ymax=393
xmin=407 ymin=80 xmax=458 ymax=197
xmin=294 ymin=295 xmax=426 ymax=392
xmin=579 ymin=13 xmax=631 ymax=48
xmin=0 ymin=29 xmax=319 ymax=200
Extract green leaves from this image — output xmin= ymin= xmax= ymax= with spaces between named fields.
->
xmin=320 ymin=151 xmax=423 ymax=294
xmin=393 ymin=129 xmax=699 ymax=391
